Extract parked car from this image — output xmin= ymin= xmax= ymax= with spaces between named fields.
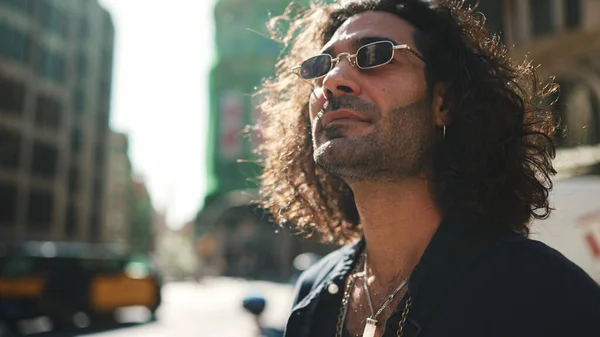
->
xmin=0 ymin=242 xmax=162 ymax=335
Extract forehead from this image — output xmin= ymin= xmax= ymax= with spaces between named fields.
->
xmin=322 ymin=11 xmax=417 ymax=52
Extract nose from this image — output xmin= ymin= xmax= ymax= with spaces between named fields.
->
xmin=322 ymin=56 xmax=361 ymax=100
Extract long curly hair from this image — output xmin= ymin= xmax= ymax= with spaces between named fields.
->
xmin=254 ymin=0 xmax=558 ymax=245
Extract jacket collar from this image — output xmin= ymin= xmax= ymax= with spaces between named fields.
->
xmin=292 ymin=238 xmax=365 ymax=311
xmin=292 ymin=217 xmax=515 ymax=314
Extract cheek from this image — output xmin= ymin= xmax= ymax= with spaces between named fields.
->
xmin=363 ymin=78 xmax=395 ymax=112
xmin=365 ymin=73 xmax=426 ymax=111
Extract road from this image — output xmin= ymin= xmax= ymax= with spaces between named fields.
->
xmin=91 ymin=279 xmax=293 ymax=337
xmin=27 ymin=279 xmax=294 ymax=337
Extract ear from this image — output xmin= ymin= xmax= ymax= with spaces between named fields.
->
xmin=431 ymin=82 xmax=450 ymax=126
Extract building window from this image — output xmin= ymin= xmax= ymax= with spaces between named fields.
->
xmin=31 ymin=141 xmax=58 ymax=178
xmin=34 ymin=94 xmax=62 ymax=129
xmin=470 ymin=0 xmax=505 ymax=41
xmin=0 ymin=75 xmax=25 ymax=115
xmin=40 ymin=1 xmax=69 ymax=37
xmin=90 ymin=210 xmax=100 ymax=240
xmin=0 ymin=22 xmax=29 ymax=63
xmin=77 ymin=51 xmax=87 ymax=76
xmin=564 ymin=0 xmax=581 ymax=29
xmin=0 ymin=127 xmax=21 ymax=170
xmin=530 ymin=0 xmax=555 ymax=37
xmin=65 ymin=202 xmax=77 ymax=238
xmin=74 ymin=88 xmax=85 ymax=114
xmin=71 ymin=128 xmax=83 ymax=153
xmin=27 ymin=189 xmax=53 ymax=229
xmin=36 ymin=49 xmax=65 ymax=83
xmin=93 ymin=177 xmax=103 ymax=204
xmin=0 ymin=182 xmax=17 ymax=224
xmin=68 ymin=166 xmax=78 ymax=194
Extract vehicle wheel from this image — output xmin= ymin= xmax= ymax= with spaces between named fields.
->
xmin=0 ymin=320 xmax=19 ymax=337
xmin=49 ymin=315 xmax=76 ymax=333
xmin=89 ymin=312 xmax=116 ymax=328
xmin=148 ymin=306 xmax=158 ymax=322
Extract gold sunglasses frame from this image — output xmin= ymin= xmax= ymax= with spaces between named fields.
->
xmin=291 ymin=41 xmax=425 ymax=80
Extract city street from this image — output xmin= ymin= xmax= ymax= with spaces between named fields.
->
xmin=30 ymin=279 xmax=294 ymax=337
xmin=89 ymin=279 xmax=293 ymax=337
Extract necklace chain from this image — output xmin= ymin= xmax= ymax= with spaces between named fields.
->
xmin=335 ymin=274 xmax=357 ymax=337
xmin=363 ymin=253 xmax=408 ymax=320
xmin=335 ymin=254 xmax=411 ymax=337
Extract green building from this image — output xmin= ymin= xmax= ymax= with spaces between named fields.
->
xmin=196 ymin=0 xmax=334 ymax=281
xmin=205 ymin=0 xmax=288 ymax=199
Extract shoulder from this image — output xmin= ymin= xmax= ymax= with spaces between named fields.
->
xmin=291 ymin=243 xmax=356 ymax=307
xmin=426 ymin=234 xmax=600 ymax=335
xmin=476 ymin=236 xmax=600 ymax=310
xmin=494 ymin=237 xmax=597 ymax=282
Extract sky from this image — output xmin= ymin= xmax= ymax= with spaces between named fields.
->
xmin=97 ymin=0 xmax=215 ymax=229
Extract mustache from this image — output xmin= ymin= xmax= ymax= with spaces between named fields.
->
xmin=317 ymin=96 xmax=381 ymax=120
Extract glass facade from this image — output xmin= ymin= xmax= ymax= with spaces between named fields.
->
xmin=0 ymin=75 xmax=25 ymax=114
xmin=40 ymin=1 xmax=69 ymax=37
xmin=35 ymin=95 xmax=62 ymax=130
xmin=27 ymin=189 xmax=54 ymax=228
xmin=0 ymin=22 xmax=29 ymax=62
xmin=0 ymin=127 xmax=21 ymax=170
xmin=0 ymin=182 xmax=18 ymax=224
xmin=36 ymin=49 xmax=65 ymax=83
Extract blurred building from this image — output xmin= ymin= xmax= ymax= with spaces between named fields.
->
xmin=103 ymin=131 xmax=156 ymax=256
xmin=153 ymin=210 xmax=168 ymax=253
xmin=103 ymin=131 xmax=132 ymax=249
xmin=469 ymin=0 xmax=600 ymax=174
xmin=130 ymin=180 xmax=155 ymax=255
xmin=0 ymin=0 xmax=114 ymax=243
xmin=196 ymin=0 xmax=336 ymax=281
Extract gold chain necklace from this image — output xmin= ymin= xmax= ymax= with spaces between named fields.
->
xmin=335 ymin=262 xmax=412 ymax=337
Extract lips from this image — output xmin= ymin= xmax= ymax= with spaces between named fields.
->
xmin=321 ymin=109 xmax=370 ymax=127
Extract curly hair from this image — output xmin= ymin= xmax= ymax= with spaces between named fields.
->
xmin=254 ymin=0 xmax=558 ymax=245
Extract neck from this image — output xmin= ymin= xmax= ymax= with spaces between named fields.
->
xmin=351 ymin=177 xmax=442 ymax=286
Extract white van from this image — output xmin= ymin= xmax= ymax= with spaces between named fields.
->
xmin=532 ymin=174 xmax=600 ymax=282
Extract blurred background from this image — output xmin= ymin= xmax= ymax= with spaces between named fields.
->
xmin=0 ymin=0 xmax=599 ymax=336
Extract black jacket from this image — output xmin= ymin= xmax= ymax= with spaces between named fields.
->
xmin=284 ymin=218 xmax=600 ymax=337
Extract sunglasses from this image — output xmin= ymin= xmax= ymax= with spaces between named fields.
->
xmin=291 ymin=40 xmax=425 ymax=80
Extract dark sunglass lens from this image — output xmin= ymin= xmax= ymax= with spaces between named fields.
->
xmin=300 ymin=55 xmax=331 ymax=79
xmin=356 ymin=42 xmax=393 ymax=68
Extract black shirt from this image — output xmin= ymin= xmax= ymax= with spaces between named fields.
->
xmin=284 ymin=218 xmax=600 ymax=337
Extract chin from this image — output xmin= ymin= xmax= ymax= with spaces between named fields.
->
xmin=314 ymin=137 xmax=348 ymax=159
xmin=314 ymin=143 xmax=369 ymax=178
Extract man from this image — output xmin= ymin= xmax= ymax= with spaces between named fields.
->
xmin=255 ymin=0 xmax=600 ymax=336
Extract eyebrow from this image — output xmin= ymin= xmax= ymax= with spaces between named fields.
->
xmin=321 ymin=36 xmax=400 ymax=55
